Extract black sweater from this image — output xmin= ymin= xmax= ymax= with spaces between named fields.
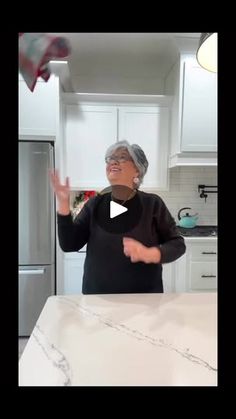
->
xmin=57 ymin=191 xmax=186 ymax=294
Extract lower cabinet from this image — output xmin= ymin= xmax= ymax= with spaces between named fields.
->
xmin=164 ymin=239 xmax=217 ymax=293
xmin=162 ymin=254 xmax=187 ymax=293
xmin=190 ymin=262 xmax=217 ymax=291
xmin=162 ymin=263 xmax=175 ymax=293
xmin=173 ymin=254 xmax=187 ymax=293
xmin=187 ymin=241 xmax=217 ymax=292
xmin=174 ymin=239 xmax=217 ymax=293
xmin=64 ymin=252 xmax=86 ymax=294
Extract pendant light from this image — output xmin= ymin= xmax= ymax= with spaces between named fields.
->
xmin=196 ymin=33 xmax=217 ymax=72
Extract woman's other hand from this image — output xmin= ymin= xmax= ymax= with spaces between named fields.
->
xmin=123 ymin=237 xmax=161 ymax=264
xmin=50 ymin=170 xmax=70 ymax=215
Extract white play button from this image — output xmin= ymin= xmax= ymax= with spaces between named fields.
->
xmin=94 ymin=185 xmax=142 ymax=233
xmin=110 ymin=200 xmax=128 ymax=219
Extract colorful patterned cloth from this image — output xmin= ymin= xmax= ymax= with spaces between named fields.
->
xmin=19 ymin=33 xmax=71 ymax=92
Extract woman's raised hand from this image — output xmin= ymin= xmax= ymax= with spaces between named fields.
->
xmin=50 ymin=170 xmax=71 ymax=215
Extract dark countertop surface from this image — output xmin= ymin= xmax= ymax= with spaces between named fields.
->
xmin=177 ymin=225 xmax=217 ymax=237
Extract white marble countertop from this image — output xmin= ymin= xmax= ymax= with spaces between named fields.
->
xmin=19 ymin=293 xmax=217 ymax=386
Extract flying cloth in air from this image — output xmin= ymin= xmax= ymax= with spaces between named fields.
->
xmin=19 ymin=33 xmax=71 ymax=92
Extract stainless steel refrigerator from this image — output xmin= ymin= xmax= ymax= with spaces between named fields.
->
xmin=19 ymin=141 xmax=55 ymax=336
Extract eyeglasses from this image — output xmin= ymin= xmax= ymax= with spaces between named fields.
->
xmin=105 ymin=155 xmax=133 ymax=164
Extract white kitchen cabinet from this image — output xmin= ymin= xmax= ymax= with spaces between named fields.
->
xmin=19 ymin=74 xmax=59 ymax=138
xmin=182 ymin=239 xmax=217 ymax=292
xmin=63 ymin=252 xmax=85 ymax=294
xmin=162 ymin=263 xmax=175 ymax=293
xmin=190 ymin=262 xmax=217 ymax=290
xmin=162 ymin=256 xmax=185 ymax=293
xmin=172 ymin=239 xmax=217 ymax=292
xmin=173 ymin=253 xmax=187 ymax=293
xmin=187 ymin=241 xmax=217 ymax=292
xmin=163 ymin=256 xmax=190 ymax=293
xmin=166 ymin=55 xmax=217 ymax=167
xmin=65 ymin=105 xmax=117 ymax=189
xmin=181 ymin=56 xmax=217 ymax=152
xmin=119 ymin=106 xmax=169 ymax=190
xmin=64 ymin=102 xmax=169 ymax=190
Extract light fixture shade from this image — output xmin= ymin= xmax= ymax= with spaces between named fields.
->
xmin=197 ymin=33 xmax=217 ymax=72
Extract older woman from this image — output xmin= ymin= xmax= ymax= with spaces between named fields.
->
xmin=50 ymin=140 xmax=186 ymax=294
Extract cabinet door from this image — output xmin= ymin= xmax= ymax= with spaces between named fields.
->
xmin=190 ymin=261 xmax=217 ymax=291
xmin=185 ymin=240 xmax=217 ymax=292
xmin=65 ymin=105 xmax=117 ymax=189
xmin=190 ymin=243 xmax=217 ymax=260
xmin=162 ymin=263 xmax=174 ymax=293
xmin=174 ymin=254 xmax=187 ymax=292
xmin=19 ymin=76 xmax=58 ymax=137
xmin=119 ymin=106 xmax=169 ymax=190
xmin=181 ymin=57 xmax=217 ymax=152
xmin=64 ymin=253 xmax=86 ymax=294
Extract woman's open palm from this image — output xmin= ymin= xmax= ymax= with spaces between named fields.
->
xmin=50 ymin=170 xmax=70 ymax=203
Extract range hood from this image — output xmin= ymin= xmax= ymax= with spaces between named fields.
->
xmin=169 ymin=152 xmax=217 ymax=168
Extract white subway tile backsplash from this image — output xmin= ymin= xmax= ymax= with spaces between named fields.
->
xmin=157 ymin=167 xmax=217 ymax=225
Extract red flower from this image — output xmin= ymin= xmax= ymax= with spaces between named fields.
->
xmin=87 ymin=191 xmax=96 ymax=198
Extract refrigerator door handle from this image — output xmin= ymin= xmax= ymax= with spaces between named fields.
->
xmin=19 ymin=269 xmax=45 ymax=275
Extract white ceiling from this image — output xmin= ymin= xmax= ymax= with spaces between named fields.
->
xmin=49 ymin=33 xmax=201 ymax=91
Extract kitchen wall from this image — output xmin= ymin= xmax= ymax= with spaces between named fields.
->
xmin=157 ymin=166 xmax=217 ymax=225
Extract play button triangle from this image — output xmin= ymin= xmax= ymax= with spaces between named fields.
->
xmin=110 ymin=201 xmax=128 ymax=219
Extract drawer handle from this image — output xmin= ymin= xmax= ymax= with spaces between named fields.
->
xmin=19 ymin=269 xmax=45 ymax=275
xmin=201 ymin=275 xmax=216 ymax=278
xmin=201 ymin=252 xmax=217 ymax=255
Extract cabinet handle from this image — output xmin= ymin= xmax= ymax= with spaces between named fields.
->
xmin=201 ymin=275 xmax=216 ymax=278
xmin=201 ymin=252 xmax=217 ymax=255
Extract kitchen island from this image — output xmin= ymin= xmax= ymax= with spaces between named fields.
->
xmin=19 ymin=293 xmax=217 ymax=386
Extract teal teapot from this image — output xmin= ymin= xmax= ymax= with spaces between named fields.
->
xmin=177 ymin=207 xmax=198 ymax=228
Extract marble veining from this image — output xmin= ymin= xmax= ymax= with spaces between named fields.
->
xmin=58 ymin=296 xmax=217 ymax=373
xmin=32 ymin=324 xmax=72 ymax=386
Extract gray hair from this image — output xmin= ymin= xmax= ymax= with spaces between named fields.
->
xmin=105 ymin=140 xmax=148 ymax=188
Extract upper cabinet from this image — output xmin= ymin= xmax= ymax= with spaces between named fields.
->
xmin=64 ymin=104 xmax=117 ymax=189
xmin=63 ymin=97 xmax=170 ymax=191
xmin=118 ymin=106 xmax=169 ymax=190
xmin=181 ymin=57 xmax=217 ymax=152
xmin=19 ymin=74 xmax=59 ymax=138
xmin=165 ymin=54 xmax=217 ymax=167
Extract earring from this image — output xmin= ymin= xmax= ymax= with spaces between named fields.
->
xmin=133 ymin=177 xmax=139 ymax=184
